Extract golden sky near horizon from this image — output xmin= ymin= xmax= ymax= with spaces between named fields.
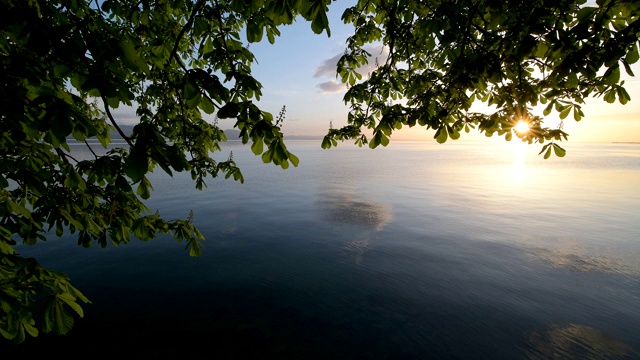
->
xmin=389 ymin=80 xmax=640 ymax=144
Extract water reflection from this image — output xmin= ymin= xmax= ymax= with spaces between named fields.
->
xmin=316 ymin=191 xmax=392 ymax=231
xmin=317 ymin=191 xmax=392 ymax=266
xmin=525 ymin=241 xmax=638 ymax=276
xmin=527 ymin=324 xmax=638 ymax=359
xmin=341 ymin=236 xmax=370 ymax=266
xmin=512 ymin=142 xmax=527 ymax=184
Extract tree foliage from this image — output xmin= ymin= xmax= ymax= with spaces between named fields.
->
xmin=0 ymin=0 xmax=316 ymax=342
xmin=323 ymin=0 xmax=639 ymax=154
xmin=1 ymin=0 xmax=638 ymax=343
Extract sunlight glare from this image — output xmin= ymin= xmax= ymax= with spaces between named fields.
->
xmin=512 ymin=141 xmax=526 ymax=184
xmin=514 ymin=120 xmax=530 ymax=134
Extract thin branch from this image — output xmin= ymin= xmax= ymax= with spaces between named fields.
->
xmin=84 ymin=140 xmax=99 ymax=159
xmin=213 ymin=0 xmax=240 ymax=84
xmin=93 ymin=0 xmax=104 ymax=15
xmin=101 ymin=94 xmax=133 ymax=147
xmin=169 ymin=0 xmax=207 ymax=70
xmin=55 ymin=148 xmax=80 ymax=164
xmin=55 ymin=148 xmax=70 ymax=164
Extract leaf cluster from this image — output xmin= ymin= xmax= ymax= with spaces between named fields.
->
xmin=0 ymin=0 xmax=331 ymax=342
xmin=324 ymin=0 xmax=639 ymax=156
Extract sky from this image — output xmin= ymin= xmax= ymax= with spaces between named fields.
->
xmin=111 ymin=2 xmax=640 ymax=143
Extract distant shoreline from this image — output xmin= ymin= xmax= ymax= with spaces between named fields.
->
xmin=81 ymin=124 xmax=640 ymax=144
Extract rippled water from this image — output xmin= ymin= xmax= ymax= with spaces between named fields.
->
xmin=5 ymin=141 xmax=640 ymax=359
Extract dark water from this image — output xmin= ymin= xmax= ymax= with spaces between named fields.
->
xmin=4 ymin=141 xmax=640 ymax=359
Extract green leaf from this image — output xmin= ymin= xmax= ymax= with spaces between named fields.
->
xmin=435 ymin=127 xmax=448 ymax=143
xmin=0 ymin=239 xmax=16 ymax=255
xmin=218 ymin=103 xmax=239 ymax=119
xmin=185 ymin=92 xmax=201 ymax=109
xmin=120 ymin=39 xmax=146 ymax=72
xmin=9 ymin=201 xmax=31 ymax=219
xmin=577 ymin=6 xmax=597 ymax=21
xmin=448 ymin=126 xmax=460 ymax=140
xmin=379 ymin=133 xmax=389 ymax=146
xmin=247 ymin=21 xmax=263 ymax=43
xmin=261 ymin=149 xmax=273 ymax=163
xmin=266 ymin=26 xmax=277 ymax=44
xmin=125 ymin=146 xmax=148 ymax=183
xmin=311 ymin=9 xmax=330 ymax=35
xmin=603 ymin=90 xmax=617 ymax=103
xmin=604 ymin=66 xmax=620 ymax=86
xmin=6 ymin=310 xmax=38 ymax=343
xmin=167 ymin=145 xmax=190 ymax=172
xmin=566 ymin=72 xmax=579 ymax=88
xmin=289 ymin=152 xmax=299 ymax=167
xmin=136 ymin=177 xmax=153 ymax=200
xmin=553 ymin=143 xmax=566 ymax=157
xmin=0 ymin=327 xmax=14 ymax=342
xmin=321 ymin=136 xmax=332 ymax=149
xmin=186 ymin=237 xmax=203 ymax=257
xmin=64 ymin=168 xmax=86 ymax=191
xmin=59 ymin=210 xmax=84 ymax=230
xmin=626 ymin=44 xmax=639 ymax=64
xmin=622 ymin=60 xmax=635 ymax=76
xmin=203 ymin=37 xmax=213 ymax=53
xmin=23 ymin=321 xmax=39 ymax=338
xmin=251 ymin=138 xmax=264 ymax=155
xmin=57 ymin=293 xmax=85 ymax=317
xmin=199 ymin=95 xmax=216 ymax=114
xmin=369 ymin=133 xmax=380 ymax=148
xmin=617 ymin=87 xmax=631 ymax=105
xmin=85 ymin=215 xmax=103 ymax=235
xmin=184 ymin=82 xmax=198 ymax=100
xmin=43 ymin=296 xmax=75 ymax=335
xmin=538 ymin=143 xmax=551 ymax=156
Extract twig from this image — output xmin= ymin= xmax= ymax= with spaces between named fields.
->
xmin=100 ymin=94 xmax=133 ymax=147
xmin=169 ymin=0 xmax=207 ymax=70
xmin=84 ymin=140 xmax=99 ymax=159
xmin=55 ymin=148 xmax=80 ymax=163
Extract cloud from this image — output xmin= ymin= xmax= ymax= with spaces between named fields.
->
xmin=314 ymin=45 xmax=390 ymax=93
xmin=314 ymin=45 xmax=389 ymax=78
xmin=314 ymin=53 xmax=343 ymax=78
xmin=316 ymin=80 xmax=348 ymax=94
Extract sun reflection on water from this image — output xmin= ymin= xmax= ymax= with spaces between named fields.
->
xmin=512 ymin=141 xmax=527 ymax=184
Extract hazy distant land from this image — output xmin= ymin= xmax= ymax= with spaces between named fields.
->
xmin=80 ymin=125 xmax=637 ymax=144
xmin=105 ymin=125 xmax=322 ymax=141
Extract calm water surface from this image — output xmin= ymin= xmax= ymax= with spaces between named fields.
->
xmin=5 ymin=141 xmax=640 ymax=359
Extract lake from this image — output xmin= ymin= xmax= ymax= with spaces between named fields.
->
xmin=4 ymin=140 xmax=640 ymax=359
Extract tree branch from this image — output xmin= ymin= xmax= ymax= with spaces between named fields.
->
xmin=101 ymin=94 xmax=133 ymax=147
xmin=169 ymin=0 xmax=207 ymax=70
xmin=84 ymin=140 xmax=99 ymax=159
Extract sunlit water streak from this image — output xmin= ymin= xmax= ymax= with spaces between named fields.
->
xmin=5 ymin=140 xmax=640 ymax=359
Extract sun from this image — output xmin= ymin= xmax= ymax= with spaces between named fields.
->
xmin=514 ymin=120 xmax=530 ymax=134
